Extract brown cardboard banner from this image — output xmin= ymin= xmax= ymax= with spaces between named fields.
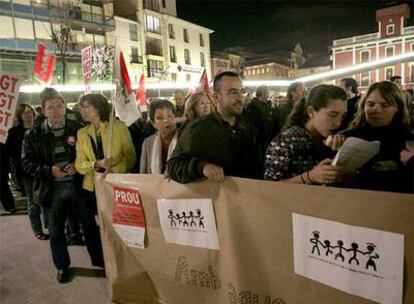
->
xmin=94 ymin=174 xmax=413 ymax=304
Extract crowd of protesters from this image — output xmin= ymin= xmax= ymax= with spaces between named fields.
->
xmin=0 ymin=70 xmax=413 ymax=284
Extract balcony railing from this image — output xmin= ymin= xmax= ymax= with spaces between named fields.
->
xmin=333 ymin=32 xmax=378 ymax=47
xmin=404 ymin=26 xmax=414 ymax=34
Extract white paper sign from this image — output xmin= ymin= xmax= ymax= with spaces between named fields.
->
xmin=292 ymin=213 xmax=404 ymax=304
xmin=157 ymin=199 xmax=219 ymax=250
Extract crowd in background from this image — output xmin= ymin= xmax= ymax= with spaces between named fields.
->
xmin=0 ymin=71 xmax=413 ymax=283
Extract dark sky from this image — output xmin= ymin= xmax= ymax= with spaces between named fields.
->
xmin=176 ymin=0 xmax=413 ymax=54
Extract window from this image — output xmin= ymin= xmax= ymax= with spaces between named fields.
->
xmin=129 ymin=23 xmax=138 ymax=42
xmin=184 ymin=49 xmax=191 ymax=64
xmin=144 ymin=14 xmax=160 ymax=34
xmin=168 ymin=24 xmax=175 ymax=39
xmin=183 ymin=28 xmax=189 ymax=43
xmin=385 ymin=66 xmax=394 ymax=80
xmin=360 ymin=51 xmax=369 ymax=63
xmin=147 ymin=60 xmax=164 ymax=78
xmin=385 ymin=46 xmax=394 ymax=58
xmin=186 ymin=74 xmax=191 ymax=82
xmin=146 ymin=37 xmax=163 ymax=56
xmin=200 ymin=52 xmax=205 ymax=67
xmin=361 ymin=71 xmax=370 ymax=87
xmin=143 ymin=0 xmax=160 ymax=11
xmin=261 ymin=68 xmax=265 ymax=73
xmin=199 ymin=33 xmax=204 ymax=47
xmin=411 ymin=43 xmax=414 ymax=52
xmin=169 ymin=45 xmax=176 ymax=63
xmin=410 ymin=64 xmax=414 ymax=83
xmin=386 ymin=24 xmax=394 ymax=35
xmin=162 ymin=0 xmax=166 ymax=8
xmin=171 ymin=73 xmax=177 ymax=82
xmin=130 ymin=47 xmax=142 ymax=64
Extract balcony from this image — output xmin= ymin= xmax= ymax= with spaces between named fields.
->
xmin=49 ymin=5 xmax=115 ymax=32
xmin=333 ymin=32 xmax=379 ymax=47
xmin=404 ymin=26 xmax=414 ymax=34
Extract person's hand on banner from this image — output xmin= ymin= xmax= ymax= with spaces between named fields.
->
xmin=308 ymin=159 xmax=342 ymax=185
xmin=202 ymin=163 xmax=224 ymax=183
xmin=51 ymin=166 xmax=68 ymax=178
xmin=63 ymin=163 xmax=76 ymax=175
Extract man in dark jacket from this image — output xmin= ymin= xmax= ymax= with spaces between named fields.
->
xmin=22 ymin=88 xmax=104 ymax=283
xmin=278 ymin=82 xmax=305 ymax=130
xmin=244 ymin=85 xmax=279 ymax=153
xmin=167 ymin=71 xmax=262 ymax=184
xmin=339 ymin=77 xmax=360 ymax=130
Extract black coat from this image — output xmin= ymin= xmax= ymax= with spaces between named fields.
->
xmin=21 ymin=119 xmax=83 ymax=205
xmin=167 ymin=112 xmax=262 ymax=183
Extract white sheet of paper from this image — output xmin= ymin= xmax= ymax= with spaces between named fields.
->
xmin=292 ymin=213 xmax=404 ymax=304
xmin=332 ymin=137 xmax=380 ymax=173
xmin=113 ymin=224 xmax=145 ymax=249
xmin=157 ymin=198 xmax=219 ymax=250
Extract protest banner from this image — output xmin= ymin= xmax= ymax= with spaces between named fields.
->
xmin=95 ymin=174 xmax=413 ymax=304
xmin=34 ymin=42 xmax=55 ymax=84
xmin=0 ymin=74 xmax=21 ymax=143
xmin=81 ymin=45 xmax=93 ymax=94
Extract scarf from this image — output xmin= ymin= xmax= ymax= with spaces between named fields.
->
xmin=150 ymin=132 xmax=178 ymax=174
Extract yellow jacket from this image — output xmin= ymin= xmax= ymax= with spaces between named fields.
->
xmin=75 ymin=120 xmax=136 ymax=191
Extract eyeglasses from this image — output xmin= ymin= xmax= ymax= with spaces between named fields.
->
xmin=221 ymin=89 xmax=247 ymax=99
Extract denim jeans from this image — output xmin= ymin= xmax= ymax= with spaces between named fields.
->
xmin=22 ymin=178 xmax=43 ymax=235
xmin=47 ymin=181 xmax=104 ymax=270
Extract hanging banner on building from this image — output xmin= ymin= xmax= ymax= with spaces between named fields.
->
xmin=0 ymin=74 xmax=21 ymax=143
xmin=94 ymin=174 xmax=413 ymax=304
xmin=112 ymin=186 xmax=146 ymax=249
xmin=157 ymin=198 xmax=219 ymax=250
xmin=293 ymin=213 xmax=404 ymax=304
xmin=81 ymin=45 xmax=93 ymax=94
xmin=34 ymin=42 xmax=56 ymax=85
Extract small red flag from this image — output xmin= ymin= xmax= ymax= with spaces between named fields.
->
xmin=34 ymin=43 xmax=56 ymax=84
xmin=135 ymin=74 xmax=147 ymax=112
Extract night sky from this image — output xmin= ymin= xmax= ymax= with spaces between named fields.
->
xmin=176 ymin=0 xmax=413 ymax=55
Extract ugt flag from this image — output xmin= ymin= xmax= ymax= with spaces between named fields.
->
xmin=34 ymin=43 xmax=56 ymax=84
xmin=115 ymin=51 xmax=141 ymax=126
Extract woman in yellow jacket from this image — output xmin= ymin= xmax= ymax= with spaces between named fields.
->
xmin=75 ymin=93 xmax=136 ymax=214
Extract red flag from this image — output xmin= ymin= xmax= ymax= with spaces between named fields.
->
xmin=115 ymin=51 xmax=141 ymax=126
xmin=34 ymin=43 xmax=56 ymax=84
xmin=81 ymin=45 xmax=93 ymax=94
xmin=197 ymin=68 xmax=209 ymax=95
xmin=135 ymin=74 xmax=147 ymax=112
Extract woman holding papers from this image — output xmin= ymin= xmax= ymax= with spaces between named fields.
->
xmin=329 ymin=81 xmax=411 ymax=193
xmin=264 ymin=84 xmax=347 ymax=185
xmin=140 ymin=99 xmax=179 ymax=174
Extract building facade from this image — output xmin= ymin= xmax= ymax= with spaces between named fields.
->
xmin=0 ymin=0 xmax=115 ymax=84
xmin=332 ymin=3 xmax=414 ymax=90
xmin=114 ymin=0 xmax=213 ymax=84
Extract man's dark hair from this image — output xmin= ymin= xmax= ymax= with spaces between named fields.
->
xmin=39 ymin=87 xmax=65 ymax=108
xmin=390 ymin=75 xmax=402 ymax=82
xmin=256 ymin=85 xmax=269 ymax=98
xmin=213 ymin=71 xmax=240 ymax=92
xmin=173 ymin=89 xmax=186 ymax=96
xmin=286 ymin=82 xmax=303 ymax=103
xmin=340 ymin=78 xmax=358 ymax=94
xmin=79 ymin=93 xmax=112 ymax=122
xmin=149 ymin=99 xmax=175 ymax=122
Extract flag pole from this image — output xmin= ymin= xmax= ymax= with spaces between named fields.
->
xmin=106 ymin=40 xmax=117 ymax=172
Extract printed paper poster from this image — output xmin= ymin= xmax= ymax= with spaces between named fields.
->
xmin=112 ymin=186 xmax=146 ymax=249
xmin=157 ymin=198 xmax=219 ymax=250
xmin=292 ymin=213 xmax=404 ymax=304
xmin=0 ymin=74 xmax=21 ymax=143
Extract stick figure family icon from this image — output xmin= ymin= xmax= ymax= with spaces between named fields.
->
xmin=310 ymin=231 xmax=380 ymax=271
xmin=168 ymin=209 xmax=205 ymax=229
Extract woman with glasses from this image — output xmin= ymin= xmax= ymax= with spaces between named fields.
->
xmin=140 ymin=99 xmax=179 ymax=174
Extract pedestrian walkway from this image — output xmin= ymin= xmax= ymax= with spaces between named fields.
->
xmin=0 ymin=193 xmax=109 ymax=304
